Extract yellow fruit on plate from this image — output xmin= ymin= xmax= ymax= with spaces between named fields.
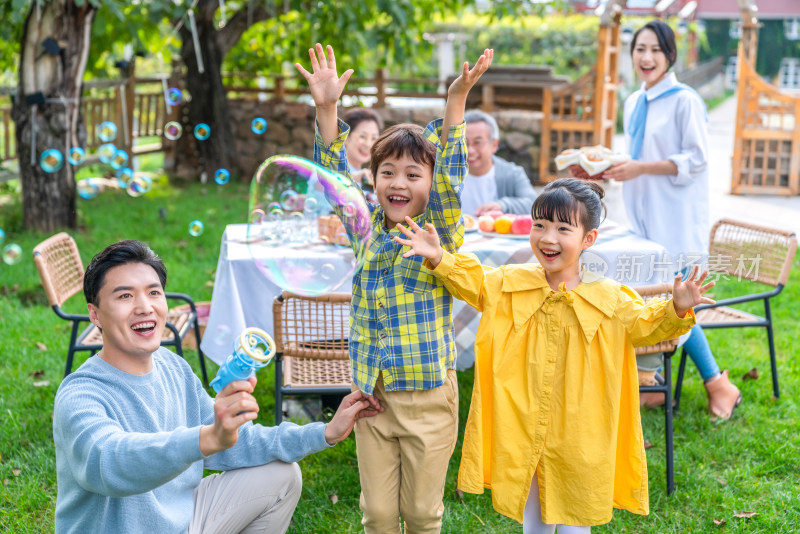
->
xmin=494 ymin=215 xmax=515 ymax=234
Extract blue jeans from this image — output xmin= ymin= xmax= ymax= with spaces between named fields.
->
xmin=679 ymin=267 xmax=720 ymax=381
xmin=683 ymin=324 xmax=720 ymax=381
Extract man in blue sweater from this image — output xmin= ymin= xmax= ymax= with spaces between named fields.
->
xmin=53 ymin=240 xmax=381 ymax=534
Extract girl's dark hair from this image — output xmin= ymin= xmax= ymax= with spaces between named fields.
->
xmin=631 ymin=20 xmax=678 ymax=69
xmin=343 ymin=108 xmax=384 ymax=133
xmin=369 ymin=123 xmax=436 ymax=178
xmin=83 ymin=240 xmax=167 ymax=305
xmin=531 ymin=178 xmax=606 ymax=232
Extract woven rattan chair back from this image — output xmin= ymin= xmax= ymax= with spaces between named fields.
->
xmin=634 ymin=283 xmax=679 ymax=356
xmin=708 ymin=219 xmax=797 ymax=287
xmin=272 ymin=291 xmax=350 ymax=360
xmin=32 ymin=232 xmax=85 ymax=308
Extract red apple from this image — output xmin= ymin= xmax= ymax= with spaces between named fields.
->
xmin=511 ymin=215 xmax=533 ymax=235
xmin=477 ymin=215 xmax=496 ymax=232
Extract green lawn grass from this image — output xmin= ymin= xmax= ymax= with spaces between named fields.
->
xmin=1 ymin=180 xmax=799 ymax=532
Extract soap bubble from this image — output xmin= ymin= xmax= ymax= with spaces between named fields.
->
xmin=194 ymin=123 xmax=210 ymax=141
xmin=2 ymin=244 xmax=22 ymax=265
xmin=98 ymin=143 xmax=116 ymax=164
xmin=127 ymin=175 xmax=152 ymax=197
xmin=212 ymin=324 xmax=232 ymax=346
xmin=98 ymin=121 xmax=117 ymax=142
xmin=68 ymin=147 xmax=85 ymax=165
xmin=40 ymin=149 xmax=64 ymax=173
xmin=166 ymin=87 xmax=182 ymax=106
xmin=251 ymin=117 xmax=267 ymax=134
xmin=76 ymin=179 xmax=99 ymax=200
xmin=111 ymin=149 xmax=129 ymax=170
xmin=188 ymin=220 xmax=204 ymax=237
xmin=164 ymin=121 xmax=183 ymax=141
xmin=214 ymin=168 xmax=230 ymax=185
xmin=116 ymin=168 xmax=133 ymax=188
xmin=248 ymin=155 xmax=374 ymax=296
xmin=0 ymin=228 xmax=5 ymax=245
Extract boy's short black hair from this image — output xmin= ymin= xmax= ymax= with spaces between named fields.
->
xmin=369 ymin=123 xmax=437 ymax=180
xmin=343 ymin=108 xmax=384 ymax=133
xmin=83 ymin=240 xmax=167 ymax=306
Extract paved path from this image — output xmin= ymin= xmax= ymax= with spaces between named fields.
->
xmin=602 ymin=95 xmax=800 ymax=237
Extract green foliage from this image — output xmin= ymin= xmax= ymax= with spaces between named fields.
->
xmin=429 ymin=12 xmax=601 ymax=79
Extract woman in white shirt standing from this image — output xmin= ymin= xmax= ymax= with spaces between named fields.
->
xmin=604 ymin=20 xmax=742 ymax=420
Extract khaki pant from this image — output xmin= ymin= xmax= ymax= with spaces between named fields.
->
xmin=353 ymin=370 xmax=459 ymax=534
xmin=189 ymin=461 xmax=302 ymax=534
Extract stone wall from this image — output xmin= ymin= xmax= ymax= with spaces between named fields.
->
xmin=166 ymin=99 xmax=544 ymax=183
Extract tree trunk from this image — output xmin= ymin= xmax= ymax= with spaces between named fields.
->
xmin=11 ymin=0 xmax=96 ymax=232
xmin=178 ymin=2 xmax=237 ymax=178
xmin=173 ymin=2 xmax=272 ymax=180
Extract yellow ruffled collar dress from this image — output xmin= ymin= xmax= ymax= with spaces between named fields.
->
xmin=429 ymin=252 xmax=695 ymax=526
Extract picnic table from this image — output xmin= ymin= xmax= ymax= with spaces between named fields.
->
xmin=201 ymin=220 xmax=671 ymax=369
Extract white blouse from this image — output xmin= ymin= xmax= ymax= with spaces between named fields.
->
xmin=622 ymin=72 xmax=709 ymax=267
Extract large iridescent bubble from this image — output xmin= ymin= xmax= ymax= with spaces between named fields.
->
xmin=247 ymin=155 xmax=374 ymax=296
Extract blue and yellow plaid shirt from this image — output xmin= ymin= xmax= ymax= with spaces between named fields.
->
xmin=314 ymin=118 xmax=466 ymax=394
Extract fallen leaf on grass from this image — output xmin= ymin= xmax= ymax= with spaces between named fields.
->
xmin=742 ymin=368 xmax=759 ymax=381
xmin=205 ymin=281 xmax=214 ymax=288
xmin=733 ymin=511 xmax=758 ymax=518
xmin=12 ymin=467 xmax=20 ymax=476
xmin=328 ymin=493 xmax=338 ymax=504
xmin=644 ymin=440 xmax=654 ymax=450
xmin=716 ymin=477 xmax=727 ymax=486
xmin=33 ymin=381 xmax=50 ymax=387
xmin=29 ymin=370 xmax=45 ymax=379
xmin=713 ymin=518 xmax=726 ymax=526
xmin=455 ymin=488 xmax=465 ymax=500
xmin=35 ymin=342 xmax=47 ymax=351
xmin=3 ymin=479 xmax=8 ymax=486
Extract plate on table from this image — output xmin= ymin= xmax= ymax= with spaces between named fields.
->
xmin=463 ymin=214 xmax=478 ymax=233
xmin=478 ymin=230 xmax=530 ymax=240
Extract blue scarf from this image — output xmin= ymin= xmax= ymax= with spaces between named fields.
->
xmin=628 ymin=82 xmax=706 ymax=160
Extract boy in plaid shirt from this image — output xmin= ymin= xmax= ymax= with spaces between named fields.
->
xmin=296 ymin=44 xmax=492 ymax=532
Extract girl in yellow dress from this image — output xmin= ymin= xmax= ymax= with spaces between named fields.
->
xmin=394 ymin=178 xmax=714 ymax=532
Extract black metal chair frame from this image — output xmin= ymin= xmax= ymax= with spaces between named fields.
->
xmin=674 ymin=284 xmax=785 ymax=409
xmin=640 ymin=348 xmax=677 ymax=495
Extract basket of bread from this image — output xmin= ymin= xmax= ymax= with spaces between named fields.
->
xmin=555 ymin=145 xmax=630 ymax=180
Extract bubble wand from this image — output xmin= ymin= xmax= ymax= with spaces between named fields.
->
xmin=210 ymin=327 xmax=276 ymax=393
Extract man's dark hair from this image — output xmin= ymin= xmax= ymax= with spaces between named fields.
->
xmin=83 ymin=240 xmax=167 ymax=306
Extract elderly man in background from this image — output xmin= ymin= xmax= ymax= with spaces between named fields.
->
xmin=462 ymin=109 xmax=537 ymax=216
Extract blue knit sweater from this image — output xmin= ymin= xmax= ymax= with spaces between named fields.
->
xmin=53 ymin=348 xmax=330 ymax=534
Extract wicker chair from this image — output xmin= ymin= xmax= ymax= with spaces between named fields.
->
xmin=635 ymin=282 xmax=681 ymax=495
xmin=32 ymin=232 xmax=209 ymax=386
xmin=674 ymin=219 xmax=797 ymax=405
xmin=272 ymin=291 xmax=352 ymax=424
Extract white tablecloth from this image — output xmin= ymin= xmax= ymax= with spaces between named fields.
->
xmin=201 ymin=221 xmax=670 ymax=368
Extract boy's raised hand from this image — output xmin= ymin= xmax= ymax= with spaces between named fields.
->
xmin=448 ymin=48 xmax=494 ymax=97
xmin=672 ymin=265 xmax=716 ymax=318
xmin=393 ymin=216 xmax=445 ymax=267
xmin=296 ymin=44 xmax=352 ymax=146
xmin=442 ymin=48 xmax=493 ymax=144
xmin=295 ymin=43 xmax=352 ymax=109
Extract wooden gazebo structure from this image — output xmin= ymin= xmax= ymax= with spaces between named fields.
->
xmin=730 ymin=0 xmax=800 ymax=195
